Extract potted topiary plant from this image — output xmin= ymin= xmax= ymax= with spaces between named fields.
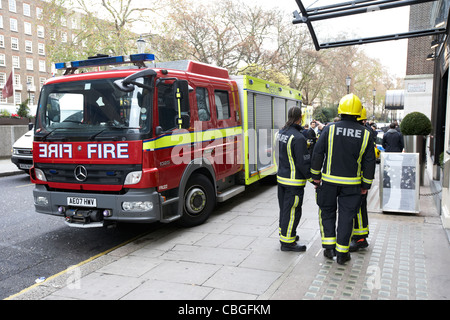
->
xmin=400 ymin=111 xmax=432 ymax=136
xmin=400 ymin=111 xmax=432 ymax=185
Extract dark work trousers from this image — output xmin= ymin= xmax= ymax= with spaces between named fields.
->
xmin=316 ymin=182 xmax=362 ymax=255
xmin=353 ymin=192 xmax=369 ymax=240
xmin=278 ymin=184 xmax=305 ymax=244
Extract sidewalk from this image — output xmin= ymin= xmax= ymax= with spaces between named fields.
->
xmin=0 ymin=157 xmax=23 ymax=177
xmin=5 ymin=165 xmax=450 ymax=301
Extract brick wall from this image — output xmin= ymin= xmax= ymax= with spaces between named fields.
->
xmin=406 ymin=2 xmax=435 ymax=75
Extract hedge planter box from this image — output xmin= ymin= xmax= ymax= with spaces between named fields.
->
xmin=0 ymin=117 xmax=33 ymax=125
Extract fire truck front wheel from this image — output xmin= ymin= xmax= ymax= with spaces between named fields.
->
xmin=178 ymin=173 xmax=215 ymax=227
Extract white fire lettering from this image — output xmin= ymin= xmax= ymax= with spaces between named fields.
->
xmin=38 ymin=143 xmax=73 ymax=158
xmin=87 ymin=143 xmax=129 ymax=159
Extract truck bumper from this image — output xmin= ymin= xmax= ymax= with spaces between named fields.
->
xmin=33 ymin=184 xmax=162 ymax=226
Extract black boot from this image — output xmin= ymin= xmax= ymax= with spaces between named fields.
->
xmin=281 ymin=242 xmax=307 ymax=252
xmin=336 ymin=253 xmax=351 ymax=265
xmin=349 ymin=238 xmax=369 ymax=252
xmin=323 ymin=248 xmax=336 ymax=259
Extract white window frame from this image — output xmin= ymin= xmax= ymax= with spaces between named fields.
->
xmin=37 ymin=25 xmax=44 ymax=38
xmin=24 ymin=21 xmax=31 ymax=35
xmin=12 ymin=55 xmax=20 ymax=68
xmin=11 ymin=37 xmax=19 ymax=50
xmin=9 ymin=0 xmax=16 ymax=13
xmin=23 ymin=3 xmax=31 ymax=17
xmin=10 ymin=18 xmax=18 ymax=32
xmin=25 ymin=40 xmax=32 ymax=53
xmin=26 ymin=58 xmax=33 ymax=70
xmin=38 ymin=43 xmax=45 ymax=55
xmin=39 ymin=60 xmax=46 ymax=72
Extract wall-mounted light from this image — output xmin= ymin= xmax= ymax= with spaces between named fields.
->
xmin=426 ymin=53 xmax=435 ymax=61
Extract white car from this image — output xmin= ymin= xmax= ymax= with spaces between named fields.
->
xmin=11 ymin=129 xmax=34 ymax=173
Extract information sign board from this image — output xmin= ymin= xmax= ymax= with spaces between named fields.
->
xmin=380 ymin=153 xmax=420 ymax=213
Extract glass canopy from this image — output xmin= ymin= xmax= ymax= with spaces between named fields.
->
xmin=292 ymin=0 xmax=449 ymax=50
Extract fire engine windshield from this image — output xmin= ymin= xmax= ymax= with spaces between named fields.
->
xmin=35 ymin=77 xmax=152 ymax=140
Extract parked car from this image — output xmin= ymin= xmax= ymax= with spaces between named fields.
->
xmin=11 ymin=129 xmax=34 ymax=173
xmin=374 ymin=130 xmax=385 ymax=163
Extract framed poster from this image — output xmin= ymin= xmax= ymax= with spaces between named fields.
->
xmin=379 ymin=152 xmax=420 ymax=213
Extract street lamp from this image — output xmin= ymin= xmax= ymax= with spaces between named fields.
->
xmin=346 ymin=75 xmax=351 ymax=94
xmin=372 ymin=88 xmax=376 ymax=120
xmin=136 ymin=35 xmax=146 ymax=54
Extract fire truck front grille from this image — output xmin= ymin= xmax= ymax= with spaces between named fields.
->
xmin=35 ymin=163 xmax=142 ymax=185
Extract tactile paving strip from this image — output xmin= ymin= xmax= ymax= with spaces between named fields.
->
xmin=304 ymin=219 xmax=428 ymax=300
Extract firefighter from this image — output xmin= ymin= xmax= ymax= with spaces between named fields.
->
xmin=311 ymin=94 xmax=376 ymax=264
xmin=350 ymin=107 xmax=374 ymax=252
xmin=276 ymin=106 xmax=311 ymax=252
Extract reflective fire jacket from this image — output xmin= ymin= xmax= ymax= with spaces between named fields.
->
xmin=275 ymin=124 xmax=311 ymax=187
xmin=310 ymin=119 xmax=376 ymax=189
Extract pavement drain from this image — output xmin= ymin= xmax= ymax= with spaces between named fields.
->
xmin=304 ymin=220 xmax=429 ymax=300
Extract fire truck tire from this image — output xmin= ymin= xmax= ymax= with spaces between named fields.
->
xmin=178 ymin=173 xmax=216 ymax=227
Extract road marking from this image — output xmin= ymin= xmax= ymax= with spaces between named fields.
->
xmin=4 ymin=230 xmax=152 ymax=300
xmin=15 ymin=183 xmax=33 ymax=188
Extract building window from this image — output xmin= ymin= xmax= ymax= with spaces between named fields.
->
xmin=26 ymin=58 xmax=33 ymax=70
xmin=12 ymin=55 xmax=20 ymax=68
xmin=9 ymin=0 xmax=16 ymax=13
xmin=23 ymin=3 xmax=31 ymax=16
xmin=0 ymin=35 xmax=4 ymax=48
xmin=24 ymin=21 xmax=31 ymax=35
xmin=37 ymin=25 xmax=44 ymax=38
xmin=11 ymin=37 xmax=18 ymax=50
xmin=38 ymin=43 xmax=45 ymax=55
xmin=15 ymin=92 xmax=21 ymax=104
xmin=0 ymin=16 xmax=3 ymax=29
xmin=0 ymin=73 xmax=5 ymax=87
xmin=0 ymin=54 xmax=5 ymax=66
xmin=71 ymin=17 xmax=78 ymax=29
xmin=25 ymin=40 xmax=32 ymax=52
xmin=62 ymin=31 xmax=67 ymax=42
xmin=39 ymin=60 xmax=46 ymax=72
xmin=36 ymin=7 xmax=43 ymax=19
xmin=26 ymin=75 xmax=34 ymax=86
xmin=13 ymin=74 xmax=20 ymax=86
xmin=10 ymin=18 xmax=18 ymax=32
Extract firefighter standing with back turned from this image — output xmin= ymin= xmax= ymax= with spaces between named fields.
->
xmin=276 ymin=106 xmax=311 ymax=252
xmin=350 ymin=107 xmax=375 ymax=251
xmin=311 ymin=94 xmax=376 ymax=264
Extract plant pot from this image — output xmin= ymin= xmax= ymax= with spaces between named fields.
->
xmin=0 ymin=117 xmax=31 ymax=125
xmin=404 ymin=135 xmax=426 ymax=186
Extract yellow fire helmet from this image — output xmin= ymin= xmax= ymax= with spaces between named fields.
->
xmin=338 ymin=93 xmax=362 ymax=116
xmin=357 ymin=106 xmax=367 ymax=121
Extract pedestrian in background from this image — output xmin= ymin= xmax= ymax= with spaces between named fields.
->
xmin=303 ymin=121 xmax=317 ymax=155
xmin=311 ymin=94 xmax=376 ymax=265
xmin=275 ymin=106 xmax=311 ymax=252
xmin=382 ymin=123 xmax=404 ymax=152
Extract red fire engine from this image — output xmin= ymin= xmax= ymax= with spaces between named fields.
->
xmin=31 ymin=54 xmax=302 ymax=228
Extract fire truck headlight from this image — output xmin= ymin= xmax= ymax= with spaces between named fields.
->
xmin=122 ymin=201 xmax=153 ymax=212
xmin=34 ymin=196 xmax=49 ymax=206
xmin=124 ymin=171 xmax=142 ymax=185
xmin=35 ymin=168 xmax=47 ymax=181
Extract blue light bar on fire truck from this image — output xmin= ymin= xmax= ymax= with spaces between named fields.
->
xmin=55 ymin=53 xmax=155 ymax=70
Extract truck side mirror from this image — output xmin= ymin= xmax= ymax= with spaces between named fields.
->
xmin=173 ymin=80 xmax=190 ymax=129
